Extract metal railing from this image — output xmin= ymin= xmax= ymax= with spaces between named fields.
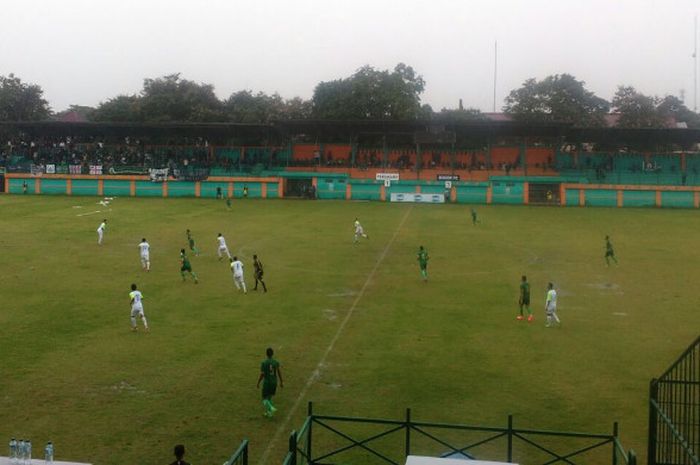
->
xmin=223 ymin=439 xmax=249 ymax=465
xmin=281 ymin=402 xmax=636 ymax=465
xmin=648 ymin=336 xmax=700 ymax=465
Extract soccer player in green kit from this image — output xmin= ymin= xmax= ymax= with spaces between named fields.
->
xmin=180 ymin=249 xmax=199 ymax=283
xmin=517 ymin=275 xmax=533 ymax=321
xmin=257 ymin=347 xmax=283 ymax=417
xmin=605 ymin=236 xmax=618 ymax=266
xmin=186 ymin=229 xmax=200 ymax=256
xmin=417 ymin=246 xmax=429 ymax=282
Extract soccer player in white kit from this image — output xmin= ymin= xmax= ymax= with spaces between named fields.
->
xmin=97 ymin=219 xmax=107 ymax=245
xmin=230 ymin=256 xmax=247 ymax=294
xmin=138 ymin=238 xmax=150 ymax=271
xmin=129 ymin=283 xmax=149 ymax=332
xmin=353 ymin=218 xmax=369 ymax=244
xmin=545 ymin=282 xmax=561 ymax=327
xmin=217 ymin=233 xmax=232 ymax=261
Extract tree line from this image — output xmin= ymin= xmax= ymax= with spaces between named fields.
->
xmin=1 ymin=66 xmax=698 ymax=128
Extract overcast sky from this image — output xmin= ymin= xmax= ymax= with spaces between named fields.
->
xmin=1 ymin=0 xmax=698 ymax=113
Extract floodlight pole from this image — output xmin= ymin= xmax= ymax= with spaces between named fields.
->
xmin=694 ymin=15 xmax=697 ymax=112
xmin=493 ymin=40 xmax=498 ymax=113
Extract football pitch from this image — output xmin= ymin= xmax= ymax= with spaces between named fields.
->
xmin=0 ymin=195 xmax=698 ymax=465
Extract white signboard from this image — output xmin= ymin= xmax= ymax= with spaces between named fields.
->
xmin=406 ymin=456 xmax=517 ymax=465
xmin=390 ymin=193 xmax=445 ymax=203
xmin=149 ymin=168 xmax=169 ymax=182
xmin=384 ymin=179 xmax=391 ymax=187
xmin=444 ymin=181 xmax=452 ymax=189
xmin=376 ymin=173 xmax=400 ymax=181
xmin=45 ymin=164 xmax=56 ymax=174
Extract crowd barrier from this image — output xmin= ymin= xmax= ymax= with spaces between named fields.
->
xmin=4 ymin=173 xmax=700 ymax=208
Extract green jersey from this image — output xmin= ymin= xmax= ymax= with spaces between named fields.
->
xmin=520 ymin=281 xmax=530 ymax=299
xmin=180 ymin=252 xmax=192 ymax=269
xmin=417 ymin=250 xmax=429 ymax=268
xmin=261 ymin=358 xmax=280 ymax=386
xmin=606 ymin=240 xmax=614 ymax=253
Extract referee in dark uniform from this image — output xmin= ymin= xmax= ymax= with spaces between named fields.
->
xmin=253 ymin=254 xmax=267 ymax=292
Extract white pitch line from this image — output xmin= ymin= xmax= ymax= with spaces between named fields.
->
xmin=257 ymin=205 xmax=413 ymax=465
xmin=76 ymin=210 xmax=102 ymax=217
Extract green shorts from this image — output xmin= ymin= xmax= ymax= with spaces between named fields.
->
xmin=181 ymin=264 xmax=192 ymax=272
xmin=262 ymin=383 xmax=277 ymax=399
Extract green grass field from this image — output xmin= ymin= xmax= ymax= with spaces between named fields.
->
xmin=0 ymin=195 xmax=697 ymax=465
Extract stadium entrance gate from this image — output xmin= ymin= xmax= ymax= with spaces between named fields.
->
xmin=529 ymin=182 xmax=561 ymax=205
xmin=647 ymin=336 xmax=700 ymax=465
xmin=285 ymin=177 xmax=314 ymax=198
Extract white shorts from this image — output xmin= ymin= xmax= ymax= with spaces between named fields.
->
xmin=140 ymin=254 xmax=150 ymax=261
xmin=233 ymin=274 xmax=244 ymax=283
xmin=131 ymin=307 xmax=145 ymax=318
xmin=546 ymin=305 xmax=557 ymax=314
xmin=355 ymin=228 xmax=364 ymax=235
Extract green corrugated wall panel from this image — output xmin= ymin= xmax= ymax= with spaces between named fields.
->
xmin=8 ymin=178 xmax=35 ymax=194
xmin=622 ymin=190 xmax=655 ymax=207
xmin=168 ymin=182 xmax=196 ymax=197
xmin=201 ymin=182 xmax=229 ymax=198
xmin=266 ymin=182 xmax=279 ymax=198
xmin=233 ymin=183 xmax=261 ymax=198
xmin=455 ymin=185 xmax=487 ymax=203
xmin=421 ymin=184 xmax=448 ymax=194
xmin=491 ymin=182 xmax=524 ymax=204
xmin=565 ymin=189 xmax=580 ymax=206
xmin=103 ymin=180 xmax=131 ymax=196
xmin=386 ymin=183 xmax=417 ymax=196
xmin=317 ymin=178 xmax=346 ymax=200
xmin=584 ymin=189 xmax=617 ymax=207
xmin=72 ymin=179 xmax=99 ymax=196
xmin=135 ymin=181 xmax=162 ymax=197
xmin=350 ymin=182 xmax=381 ymax=200
xmin=41 ymin=179 xmax=67 ymax=194
xmin=661 ymin=191 xmax=694 ymax=208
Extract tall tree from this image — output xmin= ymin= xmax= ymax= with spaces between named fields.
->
xmin=612 ymin=86 xmax=666 ymax=128
xmin=92 ymin=95 xmax=142 ymax=122
xmin=0 ymin=73 xmax=51 ymax=121
xmin=503 ymin=74 xmax=609 ymax=127
xmin=312 ymin=63 xmax=426 ymax=120
xmin=139 ymin=73 xmax=224 ymax=122
xmin=656 ymin=95 xmax=700 ymax=129
xmin=223 ymin=90 xmax=284 ymax=123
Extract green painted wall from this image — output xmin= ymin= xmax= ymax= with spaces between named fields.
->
xmin=103 ymin=180 xmax=131 ymax=196
xmin=491 ymin=181 xmax=524 ymax=204
xmin=317 ymin=177 xmax=346 ymax=200
xmin=72 ymin=179 xmax=99 ymax=196
xmin=350 ymin=182 xmax=381 ymax=200
xmin=135 ymin=181 xmax=162 ymax=197
xmin=661 ymin=191 xmax=694 ymax=208
xmin=565 ymin=189 xmax=580 ymax=207
xmin=41 ymin=179 xmax=67 ymax=195
xmin=455 ymin=184 xmax=488 ymax=203
xmin=168 ymin=182 xmax=196 ymax=197
xmin=8 ymin=178 xmax=35 ymax=194
xmin=267 ymin=182 xmax=279 ymax=199
xmin=584 ymin=189 xmax=617 ymax=207
xmin=233 ymin=182 xmax=261 ymax=198
xmin=622 ymin=190 xmax=655 ymax=208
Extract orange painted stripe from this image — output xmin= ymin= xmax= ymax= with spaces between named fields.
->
xmin=162 ymin=182 xmax=169 ymax=198
xmin=130 ymin=180 xmax=136 ymax=196
xmin=35 ymin=178 xmax=41 ymax=194
xmin=695 ymin=192 xmax=700 ymax=208
xmin=616 ymin=190 xmax=623 ymax=207
xmin=450 ymin=187 xmax=456 ymax=202
xmin=66 ymin=178 xmax=72 ymax=195
xmin=278 ymin=179 xmax=284 ymax=198
xmin=579 ymin=189 xmax=585 ymax=207
xmin=261 ymin=182 xmax=267 ymax=199
xmin=346 ymin=182 xmax=352 ymax=200
xmin=195 ymin=182 xmax=201 ymax=198
xmin=486 ymin=185 xmax=492 ymax=204
xmin=523 ymin=182 xmax=529 ymax=205
xmin=380 ymin=184 xmax=386 ymax=201
xmin=228 ymin=182 xmax=233 ymax=198
xmin=655 ymin=190 xmax=661 ymax=207
xmin=98 ymin=179 xmax=104 ymax=196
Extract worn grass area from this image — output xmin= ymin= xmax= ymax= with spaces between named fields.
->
xmin=0 ymin=195 xmax=697 ymax=465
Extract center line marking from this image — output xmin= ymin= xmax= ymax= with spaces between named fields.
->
xmin=257 ymin=205 xmax=413 ymax=465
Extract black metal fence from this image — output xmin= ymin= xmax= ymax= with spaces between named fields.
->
xmin=281 ymin=402 xmax=635 ymax=465
xmin=224 ymin=440 xmax=249 ymax=465
xmin=648 ymin=336 xmax=700 ymax=465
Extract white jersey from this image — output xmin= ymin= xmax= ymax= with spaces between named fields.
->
xmin=231 ymin=260 xmax=244 ymax=276
xmin=546 ymin=289 xmax=557 ymax=310
xmin=129 ymin=290 xmax=143 ymax=310
xmin=139 ymin=241 xmax=150 ymax=256
xmin=217 ymin=236 xmax=228 ymax=248
xmin=97 ymin=222 xmax=106 ymax=232
xmin=354 ymin=221 xmax=363 ymax=234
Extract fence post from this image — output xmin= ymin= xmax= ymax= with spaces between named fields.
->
xmin=405 ymin=408 xmax=412 ymax=459
xmin=612 ymin=422 xmax=618 ymax=465
xmin=307 ymin=402 xmax=313 ymax=465
xmin=628 ymin=449 xmax=636 ymax=465
xmin=647 ymin=379 xmax=658 ymax=465
xmin=507 ymin=414 xmax=513 ymax=463
xmin=243 ymin=440 xmax=249 ymax=465
xmin=289 ymin=430 xmax=297 ymax=465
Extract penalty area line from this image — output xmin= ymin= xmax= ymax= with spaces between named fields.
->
xmin=257 ymin=205 xmax=413 ymax=465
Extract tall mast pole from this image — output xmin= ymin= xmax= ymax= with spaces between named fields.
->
xmin=493 ymin=40 xmax=498 ymax=113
